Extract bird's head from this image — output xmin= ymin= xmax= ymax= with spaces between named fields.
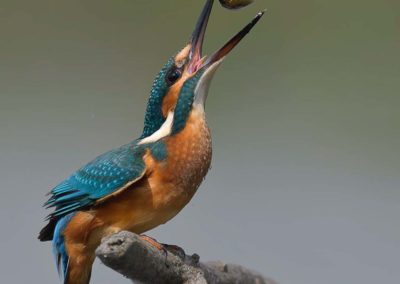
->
xmin=141 ymin=0 xmax=264 ymax=138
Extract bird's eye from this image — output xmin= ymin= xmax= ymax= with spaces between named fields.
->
xmin=166 ymin=67 xmax=182 ymax=85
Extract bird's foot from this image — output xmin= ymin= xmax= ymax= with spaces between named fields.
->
xmin=161 ymin=243 xmax=186 ymax=260
xmin=139 ymin=235 xmax=170 ymax=267
xmin=139 ymin=235 xmax=186 ymax=261
xmin=139 ymin=235 xmax=167 ymax=253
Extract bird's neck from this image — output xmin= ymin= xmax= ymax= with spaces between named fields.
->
xmin=141 ymin=105 xmax=165 ymax=139
xmin=163 ymin=107 xmax=212 ymax=191
xmin=141 ymin=59 xmax=175 ymax=138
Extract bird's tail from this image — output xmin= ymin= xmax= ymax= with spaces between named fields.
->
xmin=38 ymin=217 xmax=57 ymax=242
xmin=52 ymin=213 xmax=94 ymax=284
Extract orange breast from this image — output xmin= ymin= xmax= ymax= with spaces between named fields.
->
xmin=81 ymin=107 xmax=212 ymax=240
xmin=147 ymin=107 xmax=212 ymax=211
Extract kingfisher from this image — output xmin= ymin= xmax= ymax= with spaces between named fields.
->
xmin=39 ymin=1 xmax=264 ymax=283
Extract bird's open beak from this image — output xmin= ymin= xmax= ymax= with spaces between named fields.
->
xmin=188 ymin=0 xmax=265 ymax=74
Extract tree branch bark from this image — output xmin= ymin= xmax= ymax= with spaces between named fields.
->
xmin=96 ymin=231 xmax=277 ymax=284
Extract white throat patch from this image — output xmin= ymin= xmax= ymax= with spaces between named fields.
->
xmin=138 ymin=111 xmax=174 ymax=145
xmin=193 ymin=58 xmax=224 ymax=108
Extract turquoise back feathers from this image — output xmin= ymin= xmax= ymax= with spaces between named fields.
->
xmin=44 ymin=141 xmax=147 ymax=220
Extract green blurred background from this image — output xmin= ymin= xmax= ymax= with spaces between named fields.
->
xmin=0 ymin=0 xmax=399 ymax=283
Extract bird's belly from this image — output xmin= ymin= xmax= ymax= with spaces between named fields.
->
xmin=92 ymin=111 xmax=212 ymax=238
xmin=93 ymin=179 xmax=191 ymax=235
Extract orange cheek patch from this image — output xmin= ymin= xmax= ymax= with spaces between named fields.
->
xmin=162 ymin=72 xmax=191 ymax=116
xmin=162 ymin=44 xmax=197 ymax=117
xmin=162 ymin=88 xmax=179 ymax=117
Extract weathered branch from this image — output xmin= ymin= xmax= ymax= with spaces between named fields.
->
xmin=96 ymin=231 xmax=277 ymax=284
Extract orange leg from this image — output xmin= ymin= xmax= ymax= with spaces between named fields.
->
xmin=140 ymin=235 xmax=167 ymax=252
xmin=63 ymin=212 xmax=104 ymax=284
xmin=139 ymin=235 xmax=186 ymax=260
xmin=65 ymin=250 xmax=95 ymax=284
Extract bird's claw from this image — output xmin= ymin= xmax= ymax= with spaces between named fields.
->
xmin=139 ymin=235 xmax=187 ymax=266
xmin=161 ymin=243 xmax=186 ymax=260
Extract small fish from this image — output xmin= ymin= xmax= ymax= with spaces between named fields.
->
xmin=219 ymin=0 xmax=254 ymax=10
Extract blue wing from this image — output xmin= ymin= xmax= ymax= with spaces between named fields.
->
xmin=44 ymin=141 xmax=147 ymax=219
